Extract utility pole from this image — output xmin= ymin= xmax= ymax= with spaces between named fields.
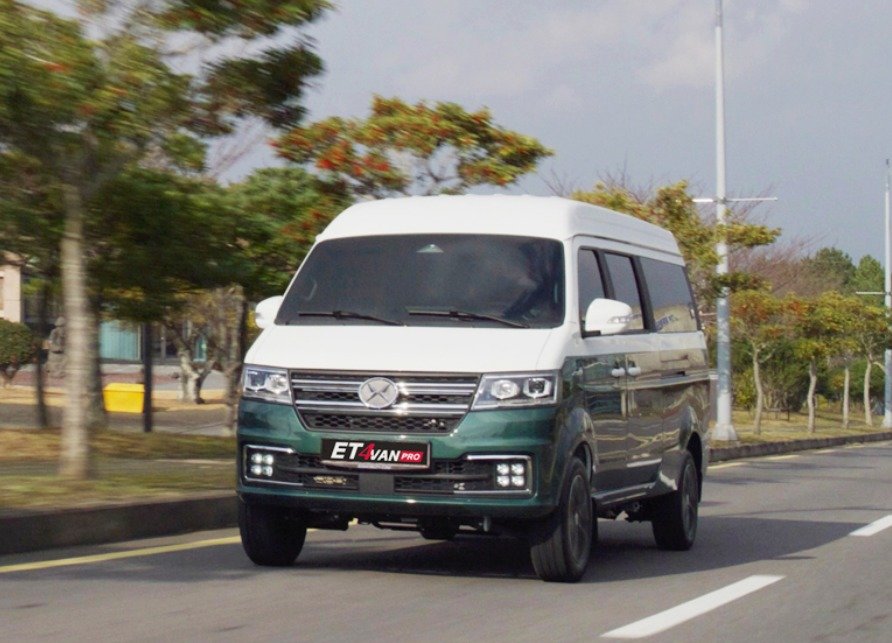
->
xmin=694 ymin=0 xmax=775 ymax=441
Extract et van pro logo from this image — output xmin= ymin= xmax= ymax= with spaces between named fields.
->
xmin=321 ymin=439 xmax=430 ymax=470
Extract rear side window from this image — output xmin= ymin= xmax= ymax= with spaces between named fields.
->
xmin=603 ymin=253 xmax=644 ymax=331
xmin=577 ymin=249 xmax=606 ymax=324
xmin=639 ymin=257 xmax=698 ymax=332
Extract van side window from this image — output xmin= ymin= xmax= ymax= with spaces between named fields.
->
xmin=577 ymin=249 xmax=606 ymax=324
xmin=639 ymin=257 xmax=698 ymax=332
xmin=603 ymin=253 xmax=644 ymax=331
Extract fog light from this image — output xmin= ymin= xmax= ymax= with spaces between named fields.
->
xmin=262 ymin=466 xmax=274 ymax=477
xmin=496 ymin=475 xmax=511 ymax=488
xmin=250 ymin=465 xmax=263 ymax=476
xmin=262 ymin=454 xmax=274 ymax=466
xmin=496 ymin=463 xmax=510 ymax=476
xmin=250 ymin=453 xmax=263 ymax=465
xmin=511 ymin=475 xmax=525 ymax=487
xmin=510 ymin=463 xmax=525 ymax=476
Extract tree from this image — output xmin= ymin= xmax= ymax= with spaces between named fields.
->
xmin=0 ymin=0 xmax=332 ymax=476
xmin=572 ymin=181 xmax=780 ymax=305
xmin=0 ymin=152 xmax=62 ymax=427
xmin=730 ymin=290 xmax=788 ymax=434
xmin=0 ymin=318 xmax=35 ymax=386
xmin=848 ymin=300 xmax=889 ymax=427
xmin=802 ymin=247 xmax=856 ymax=294
xmin=850 ymin=255 xmax=884 ymax=303
xmin=276 ymin=95 xmax=553 ymax=199
xmin=0 ymin=2 xmax=200 ymax=477
xmin=790 ymin=293 xmax=850 ymax=433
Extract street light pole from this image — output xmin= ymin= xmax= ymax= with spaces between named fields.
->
xmin=712 ymin=0 xmax=736 ymax=441
xmin=693 ymin=0 xmax=777 ymax=440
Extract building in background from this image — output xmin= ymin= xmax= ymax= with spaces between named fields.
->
xmin=0 ymin=260 xmax=22 ymax=323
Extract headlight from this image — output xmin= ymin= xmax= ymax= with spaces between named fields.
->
xmin=472 ymin=372 xmax=559 ymax=409
xmin=242 ymin=366 xmax=291 ymax=404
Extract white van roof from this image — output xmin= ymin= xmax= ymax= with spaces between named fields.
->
xmin=316 ymin=195 xmax=680 ymax=255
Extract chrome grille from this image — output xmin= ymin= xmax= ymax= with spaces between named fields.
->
xmin=291 ymin=371 xmax=478 ymax=433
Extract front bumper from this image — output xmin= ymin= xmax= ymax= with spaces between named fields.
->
xmin=236 ymin=399 xmax=562 ymax=520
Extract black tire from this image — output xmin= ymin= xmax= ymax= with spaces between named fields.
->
xmin=651 ymin=452 xmax=699 ymax=551
xmin=238 ymin=499 xmax=307 ymax=566
xmin=529 ymin=458 xmax=593 ymax=582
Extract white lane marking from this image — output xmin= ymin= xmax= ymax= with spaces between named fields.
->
xmin=764 ymin=454 xmax=799 ymax=461
xmin=709 ymin=462 xmax=742 ymax=470
xmin=850 ymin=515 xmax=892 ymax=537
xmin=601 ymin=575 xmax=784 ymax=639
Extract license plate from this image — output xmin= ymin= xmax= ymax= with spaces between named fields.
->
xmin=321 ymin=439 xmax=430 ymax=470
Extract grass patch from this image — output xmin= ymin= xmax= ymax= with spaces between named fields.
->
xmin=0 ymin=429 xmax=234 ymax=462
xmin=0 ymin=431 xmax=236 ymax=509
xmin=729 ymin=409 xmax=887 ymax=444
xmin=0 ymin=461 xmax=235 ymax=510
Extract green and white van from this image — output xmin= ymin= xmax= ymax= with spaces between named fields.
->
xmin=237 ymin=195 xmax=710 ymax=582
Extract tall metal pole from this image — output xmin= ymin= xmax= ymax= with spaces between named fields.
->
xmin=713 ymin=0 xmax=737 ymax=441
xmin=884 ymin=159 xmax=891 ymax=429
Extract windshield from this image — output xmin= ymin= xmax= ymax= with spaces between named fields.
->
xmin=276 ymin=234 xmax=565 ymax=328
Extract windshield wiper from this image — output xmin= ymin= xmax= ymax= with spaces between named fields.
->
xmin=292 ymin=310 xmax=405 ymax=326
xmin=406 ymin=308 xmax=528 ymax=328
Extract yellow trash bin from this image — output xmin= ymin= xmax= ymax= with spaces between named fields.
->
xmin=103 ymin=383 xmax=146 ymax=413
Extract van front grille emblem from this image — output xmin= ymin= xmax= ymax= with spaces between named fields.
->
xmin=358 ymin=377 xmax=399 ymax=409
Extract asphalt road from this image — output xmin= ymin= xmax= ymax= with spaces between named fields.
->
xmin=1 ymin=442 xmax=890 ymax=642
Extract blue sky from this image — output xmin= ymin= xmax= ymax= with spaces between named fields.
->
xmin=249 ymin=0 xmax=890 ymax=265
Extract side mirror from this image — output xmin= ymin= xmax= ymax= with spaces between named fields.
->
xmin=583 ymin=298 xmax=633 ymax=337
xmin=254 ymin=296 xmax=284 ymax=330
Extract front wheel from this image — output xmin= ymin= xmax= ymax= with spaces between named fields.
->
xmin=651 ymin=452 xmax=699 ymax=550
xmin=529 ymin=458 xmax=593 ymax=582
xmin=239 ymin=499 xmax=307 ymax=566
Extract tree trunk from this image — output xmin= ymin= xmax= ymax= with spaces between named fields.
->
xmin=142 ymin=322 xmax=153 ymax=433
xmin=85 ymin=301 xmax=107 ymax=430
xmin=752 ymin=349 xmax=763 ymax=436
xmin=222 ymin=296 xmax=249 ymax=434
xmin=864 ymin=359 xmax=873 ymax=428
xmin=35 ymin=281 xmax=50 ymax=429
xmin=59 ymin=184 xmax=93 ymax=479
xmin=842 ymin=365 xmax=850 ymax=430
xmin=806 ymin=359 xmax=818 ymax=434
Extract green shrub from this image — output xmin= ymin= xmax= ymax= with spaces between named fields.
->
xmin=0 ymin=319 xmax=36 ymax=385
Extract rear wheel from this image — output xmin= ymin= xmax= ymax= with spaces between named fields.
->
xmin=239 ymin=499 xmax=307 ymax=566
xmin=651 ymin=452 xmax=699 ymax=550
xmin=529 ymin=458 xmax=593 ymax=582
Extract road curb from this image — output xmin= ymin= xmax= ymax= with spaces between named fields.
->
xmin=2 ymin=432 xmax=890 ymax=557
xmin=710 ymin=430 xmax=892 ymax=462
xmin=0 ymin=491 xmax=237 ymax=556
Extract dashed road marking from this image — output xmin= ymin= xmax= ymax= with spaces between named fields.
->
xmin=0 ymin=536 xmax=241 ymax=575
xmin=601 ymin=575 xmax=784 ymax=639
xmin=763 ymin=454 xmax=799 ymax=461
xmin=849 ymin=515 xmax=892 ymax=537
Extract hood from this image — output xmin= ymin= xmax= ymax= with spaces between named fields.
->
xmin=245 ymin=325 xmax=559 ymax=374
